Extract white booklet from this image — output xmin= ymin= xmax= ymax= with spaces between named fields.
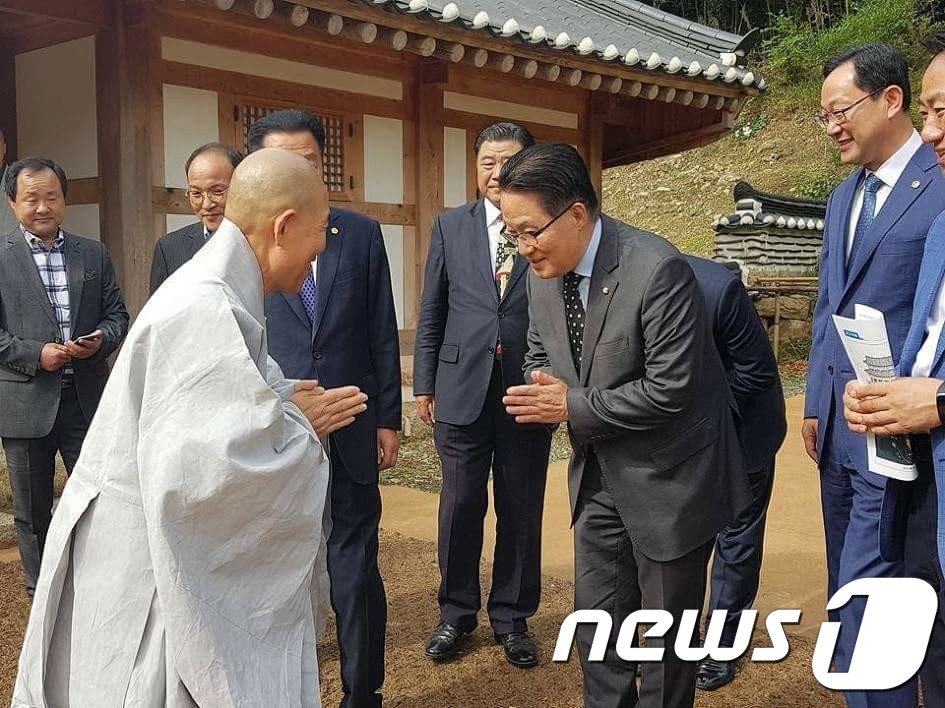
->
xmin=832 ymin=305 xmax=918 ymax=481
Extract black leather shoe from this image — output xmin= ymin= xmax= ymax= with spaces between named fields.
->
xmin=695 ymin=658 xmax=735 ymax=691
xmin=425 ymin=623 xmax=469 ymax=661
xmin=495 ymin=632 xmax=539 ymax=668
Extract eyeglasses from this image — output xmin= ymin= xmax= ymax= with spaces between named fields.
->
xmin=501 ymin=202 xmax=577 ymax=247
xmin=185 ymin=187 xmax=229 ymax=204
xmin=814 ymin=87 xmax=885 ymax=129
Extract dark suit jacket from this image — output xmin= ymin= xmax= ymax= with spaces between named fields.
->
xmin=413 ymin=199 xmax=531 ymax=425
xmin=150 ymin=221 xmax=205 ymax=295
xmin=265 ymin=207 xmax=401 ymax=485
xmin=525 ymin=215 xmax=751 ymax=562
xmin=0 ymin=229 xmax=129 ymax=438
xmin=806 ymin=141 xmax=945 ymax=484
xmin=685 ymin=256 xmax=786 ymax=471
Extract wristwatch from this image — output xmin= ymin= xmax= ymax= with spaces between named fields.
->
xmin=936 ymin=381 xmax=945 ymax=426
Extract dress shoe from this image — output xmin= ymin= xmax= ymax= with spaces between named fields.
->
xmin=695 ymin=658 xmax=735 ymax=691
xmin=425 ymin=622 xmax=469 ymax=661
xmin=495 ymin=632 xmax=539 ymax=668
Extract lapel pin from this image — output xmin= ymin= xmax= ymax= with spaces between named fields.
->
xmin=602 ymin=286 xmax=610 ymax=295
xmin=331 ymin=227 xmax=340 ymax=235
xmin=912 ymin=180 xmax=921 ymax=189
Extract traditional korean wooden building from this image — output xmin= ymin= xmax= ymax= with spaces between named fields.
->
xmin=0 ymin=0 xmax=763 ymax=340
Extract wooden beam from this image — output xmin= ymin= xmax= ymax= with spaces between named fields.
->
xmin=96 ymin=16 xmax=157 ymax=317
xmin=152 ymin=186 xmax=417 ymax=224
xmin=0 ymin=0 xmax=113 ymax=26
xmin=0 ymin=19 xmax=96 ymax=55
xmin=402 ymin=67 xmax=419 ymax=330
xmin=0 ymin=50 xmax=15 ymax=163
xmin=587 ymin=95 xmax=603 ymax=199
xmin=443 ymin=109 xmax=579 ymax=145
xmin=158 ymin=60 xmax=406 ymax=121
xmin=415 ymin=76 xmax=444 ymax=314
xmin=603 ymin=121 xmax=729 ymax=167
xmin=67 ymin=177 xmax=101 ymax=205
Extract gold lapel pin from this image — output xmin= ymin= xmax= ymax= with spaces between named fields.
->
xmin=912 ymin=180 xmax=921 ymax=189
xmin=602 ymin=286 xmax=611 ymax=295
xmin=331 ymin=227 xmax=340 ymax=235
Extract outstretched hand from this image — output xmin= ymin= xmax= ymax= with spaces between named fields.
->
xmin=502 ymin=370 xmax=569 ymax=424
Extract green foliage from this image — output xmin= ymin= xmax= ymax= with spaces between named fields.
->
xmin=763 ymin=0 xmax=923 ymax=94
xmin=796 ymin=170 xmax=838 ymax=200
xmin=732 ymin=113 xmax=770 ymax=141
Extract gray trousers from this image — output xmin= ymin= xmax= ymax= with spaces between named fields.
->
xmin=2 ymin=384 xmax=88 ymax=596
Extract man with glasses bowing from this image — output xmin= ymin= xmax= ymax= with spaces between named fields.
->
xmin=150 ymin=142 xmax=243 ymax=294
xmin=803 ymin=43 xmax=945 ymax=708
xmin=498 ymin=144 xmax=750 ymax=707
xmin=414 ymin=122 xmax=553 ymax=668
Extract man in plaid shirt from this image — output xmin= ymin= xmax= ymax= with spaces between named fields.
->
xmin=0 ymin=157 xmax=128 ymax=597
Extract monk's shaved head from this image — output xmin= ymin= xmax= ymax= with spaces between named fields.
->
xmin=225 ymin=147 xmax=330 ymax=293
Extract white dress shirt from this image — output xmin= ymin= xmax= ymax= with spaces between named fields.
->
xmin=912 ymin=288 xmax=945 ymax=377
xmin=484 ymin=198 xmax=503 ymax=269
xmin=571 ymin=218 xmax=603 ymax=309
xmin=846 ymin=130 xmax=923 ymax=257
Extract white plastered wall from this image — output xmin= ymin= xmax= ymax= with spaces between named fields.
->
xmin=16 ymin=36 xmax=98 ymax=179
xmin=363 ymin=115 xmax=405 ymax=328
xmin=162 ymin=84 xmax=219 ymax=233
xmin=444 ymin=127 xmax=467 ymax=208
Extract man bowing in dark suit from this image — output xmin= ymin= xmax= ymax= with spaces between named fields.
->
xmin=414 ymin=123 xmax=553 ymax=668
xmin=684 ymin=257 xmax=786 ymax=692
xmin=500 ymin=144 xmax=750 ymax=708
xmin=251 ymin=110 xmax=401 ymax=708
xmin=149 ymin=142 xmax=243 ymax=294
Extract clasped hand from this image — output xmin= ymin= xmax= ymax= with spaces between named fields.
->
xmin=291 ymin=381 xmax=368 ymax=437
xmin=843 ymin=377 xmax=942 ymax=436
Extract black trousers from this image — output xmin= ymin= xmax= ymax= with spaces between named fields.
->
xmin=2 ymin=384 xmax=88 ymax=596
xmin=574 ymin=455 xmax=713 ymax=708
xmin=706 ymin=457 xmax=776 ymax=647
xmin=326 ymin=447 xmax=387 ymax=708
xmin=906 ymin=435 xmax=945 ymax=707
xmin=433 ymin=359 xmax=552 ymax=635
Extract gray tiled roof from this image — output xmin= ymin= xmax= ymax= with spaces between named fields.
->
xmin=363 ymin=0 xmax=764 ymax=89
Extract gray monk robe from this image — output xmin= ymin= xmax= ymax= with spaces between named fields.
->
xmin=14 ymin=218 xmax=330 ymax=707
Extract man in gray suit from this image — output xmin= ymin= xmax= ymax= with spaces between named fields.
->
xmin=150 ymin=142 xmax=243 ymax=294
xmin=500 ymin=144 xmax=750 ymax=707
xmin=0 ymin=129 xmax=17 ymax=236
xmin=1 ymin=157 xmax=129 ymax=597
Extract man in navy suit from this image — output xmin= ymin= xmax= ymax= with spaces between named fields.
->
xmin=844 ymin=39 xmax=945 ymax=707
xmin=414 ymin=123 xmax=553 ymax=668
xmin=685 ymin=257 xmax=786 ymax=691
xmin=804 ymin=43 xmax=945 ymax=708
xmin=250 ymin=110 xmax=401 ymax=708
xmin=150 ymin=142 xmax=243 ymax=294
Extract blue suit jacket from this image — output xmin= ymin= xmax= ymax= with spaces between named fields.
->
xmin=898 ymin=210 xmax=945 ymax=575
xmin=806 ymin=142 xmax=945 ymax=485
xmin=265 ymin=207 xmax=401 ymax=485
xmin=686 ymin=256 xmax=786 ymax=470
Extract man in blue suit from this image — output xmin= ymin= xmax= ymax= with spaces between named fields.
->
xmin=250 ymin=110 xmax=402 ymax=708
xmin=804 ymin=43 xmax=945 ymax=707
xmin=843 ymin=40 xmax=945 ymax=707
xmin=685 ymin=257 xmax=786 ymax=691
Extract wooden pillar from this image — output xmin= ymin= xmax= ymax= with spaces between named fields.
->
xmin=0 ymin=50 xmax=17 ymax=162
xmin=587 ymin=94 xmax=604 ymax=200
xmin=96 ymin=14 xmax=157 ymax=316
xmin=413 ymin=60 xmax=445 ymax=322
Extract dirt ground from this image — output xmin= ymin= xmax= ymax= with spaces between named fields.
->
xmin=0 ymin=531 xmax=841 ymax=707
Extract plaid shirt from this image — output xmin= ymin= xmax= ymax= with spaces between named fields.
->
xmin=23 ymin=228 xmax=72 ymax=373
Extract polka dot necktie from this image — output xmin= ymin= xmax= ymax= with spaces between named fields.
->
xmin=563 ymin=271 xmax=585 ymax=370
xmin=300 ymin=270 xmax=318 ymax=325
xmin=494 ymin=234 xmax=518 ymax=298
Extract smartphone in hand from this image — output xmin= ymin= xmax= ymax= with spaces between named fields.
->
xmin=74 ymin=330 xmax=103 ymax=344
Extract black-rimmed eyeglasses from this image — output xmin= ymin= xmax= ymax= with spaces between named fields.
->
xmin=501 ymin=202 xmax=577 ymax=247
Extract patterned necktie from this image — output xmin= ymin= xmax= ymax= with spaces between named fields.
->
xmin=494 ymin=223 xmax=517 ymax=298
xmin=847 ymin=173 xmax=884 ymax=275
xmin=563 ymin=272 xmax=586 ymax=370
xmin=300 ymin=270 xmax=318 ymax=325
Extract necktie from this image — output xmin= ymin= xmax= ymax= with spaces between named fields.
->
xmin=563 ymin=272 xmax=586 ymax=370
xmin=494 ymin=228 xmax=518 ymax=298
xmin=847 ymin=173 xmax=883 ymax=275
xmin=300 ymin=270 xmax=318 ymax=325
